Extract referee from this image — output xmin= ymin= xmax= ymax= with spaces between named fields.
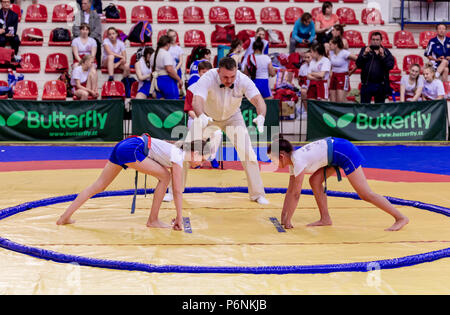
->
xmin=186 ymin=57 xmax=269 ymax=205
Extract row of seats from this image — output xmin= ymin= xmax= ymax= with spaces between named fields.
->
xmin=21 ymin=25 xmax=446 ymax=51
xmin=6 ymin=80 xmax=127 ymax=100
xmin=10 ymin=49 xmax=428 ymax=76
xmin=16 ymin=3 xmax=384 ymax=26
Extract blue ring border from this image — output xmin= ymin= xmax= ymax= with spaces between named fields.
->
xmin=0 ymin=187 xmax=449 ymax=275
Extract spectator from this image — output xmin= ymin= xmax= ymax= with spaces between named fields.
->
xmin=298 ymin=50 xmax=312 ymax=111
xmin=329 ymin=37 xmax=357 ymax=103
xmin=187 ymin=47 xmax=211 ymax=87
xmin=422 ymin=63 xmax=445 ymax=100
xmin=167 ymin=29 xmax=184 ymax=82
xmin=72 ymin=23 xmax=97 ymax=68
xmin=227 ymin=38 xmax=243 ymax=69
xmin=102 ymin=27 xmax=130 ymax=81
xmin=241 ymin=28 xmax=269 ymax=71
xmin=315 ymin=2 xmax=339 ymax=44
xmin=73 ymin=0 xmax=102 ymax=65
xmin=289 ymin=13 xmax=315 ymax=53
xmin=306 ymin=42 xmax=331 ymax=100
xmin=149 ymin=35 xmax=183 ymax=100
xmin=424 ymin=23 xmax=450 ymax=82
xmin=77 ymin=0 xmax=102 ymax=15
xmin=400 ymin=64 xmax=424 ymax=102
xmin=0 ymin=0 xmax=20 ymax=59
xmin=244 ymin=37 xmax=276 ymax=99
xmin=71 ymin=55 xmax=99 ymax=100
xmin=326 ymin=24 xmax=349 ymax=51
xmin=356 ymin=31 xmax=395 ymax=103
xmin=135 ymin=46 xmax=154 ymax=99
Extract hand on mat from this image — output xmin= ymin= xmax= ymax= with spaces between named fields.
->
xmin=172 ymin=217 xmax=183 ymax=231
xmin=253 ymin=115 xmax=265 ymax=133
xmin=198 ymin=113 xmax=213 ymax=129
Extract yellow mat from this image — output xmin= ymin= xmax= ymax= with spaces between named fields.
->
xmin=0 ymin=169 xmax=449 ymax=294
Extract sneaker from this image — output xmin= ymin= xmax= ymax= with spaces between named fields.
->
xmin=255 ymin=196 xmax=269 ymax=205
xmin=163 ymin=193 xmax=173 ymax=202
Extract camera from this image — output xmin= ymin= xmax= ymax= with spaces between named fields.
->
xmin=370 ymin=45 xmax=380 ymax=51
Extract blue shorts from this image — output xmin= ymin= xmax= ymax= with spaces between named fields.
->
xmin=253 ymin=78 xmax=272 ymax=98
xmin=155 ymin=75 xmax=179 ymax=100
xmin=108 ymin=137 xmax=147 ymax=169
xmin=331 ymin=138 xmax=365 ymax=175
xmin=138 ymin=80 xmax=151 ymax=96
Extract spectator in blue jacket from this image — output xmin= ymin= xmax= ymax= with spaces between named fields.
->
xmin=289 ymin=13 xmax=316 ymax=53
xmin=424 ymin=23 xmax=450 ymax=82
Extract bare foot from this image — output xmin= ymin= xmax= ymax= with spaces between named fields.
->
xmin=146 ymin=219 xmax=171 ymax=229
xmin=284 ymin=221 xmax=294 ymax=229
xmin=307 ymin=219 xmax=332 ymax=227
xmin=56 ymin=216 xmax=75 ymax=225
xmin=385 ymin=217 xmax=409 ymax=231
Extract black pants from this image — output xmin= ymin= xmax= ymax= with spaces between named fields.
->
xmin=360 ymin=83 xmax=387 ymax=104
xmin=0 ymin=35 xmax=20 ymax=55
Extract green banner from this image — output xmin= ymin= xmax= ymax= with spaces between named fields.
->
xmin=131 ymin=99 xmax=279 ymax=141
xmin=131 ymin=99 xmax=187 ymax=140
xmin=0 ymin=99 xmax=124 ymax=141
xmin=307 ymin=100 xmax=448 ymax=141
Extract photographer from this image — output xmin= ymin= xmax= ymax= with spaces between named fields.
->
xmin=356 ymin=32 xmax=394 ymax=103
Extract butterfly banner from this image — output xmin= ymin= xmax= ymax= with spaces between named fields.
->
xmin=307 ymin=99 xmax=448 ymax=141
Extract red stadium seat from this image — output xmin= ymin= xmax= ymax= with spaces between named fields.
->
xmin=394 ymin=30 xmax=418 ymax=49
xmin=16 ymin=53 xmax=40 ymax=73
xmin=130 ymin=81 xmax=140 ymax=99
xmin=42 ymin=80 xmax=67 ymax=100
xmin=52 ymin=4 xmax=74 ymax=23
xmin=285 ymin=7 xmax=304 ymax=24
xmin=13 ymin=80 xmax=38 ymax=100
xmin=45 ymin=53 xmax=69 ymax=73
xmin=49 ymin=28 xmax=72 ymax=46
xmin=101 ymin=81 xmax=126 ymax=99
xmin=266 ymin=29 xmax=287 ymax=48
xmin=0 ymin=81 xmax=8 ymax=99
xmin=444 ymin=81 xmax=450 ymax=100
xmin=209 ymin=6 xmax=231 ymax=24
xmin=260 ymin=7 xmax=282 ymax=24
xmin=25 ymin=4 xmax=48 ymax=22
xmin=235 ymin=7 xmax=257 ymax=24
xmin=311 ymin=7 xmax=321 ymax=21
xmin=391 ymin=57 xmax=402 ymax=74
xmin=157 ymin=6 xmax=179 ymax=23
xmin=131 ymin=5 xmax=153 ymax=23
xmin=105 ymin=4 xmax=126 ymax=23
xmin=403 ymin=55 xmax=424 ymax=74
xmin=11 ymin=4 xmax=21 ymax=22
xmin=183 ymin=6 xmax=205 ymax=24
xmin=129 ymin=53 xmax=137 ymax=74
xmin=21 ymin=28 xmax=44 ymax=46
xmin=419 ymin=31 xmax=437 ymax=49
xmin=157 ymin=29 xmax=180 ymax=44
xmin=368 ymin=30 xmax=392 ymax=48
xmin=336 ymin=7 xmax=359 ymax=25
xmin=361 ymin=8 xmax=384 ymax=25
xmin=343 ymin=30 xmax=365 ymax=48
xmin=184 ymin=29 xmax=207 ymax=47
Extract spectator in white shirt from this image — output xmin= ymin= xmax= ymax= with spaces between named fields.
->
xmin=422 ymin=64 xmax=445 ymax=100
xmin=167 ymin=29 xmax=184 ymax=81
xmin=307 ymin=42 xmax=331 ymax=100
xmin=72 ymin=23 xmax=97 ymax=69
xmin=135 ymin=47 xmax=153 ymax=99
xmin=102 ymin=27 xmax=130 ymax=81
xmin=243 ymin=37 xmax=276 ymax=99
xmin=328 ymin=36 xmax=357 ymax=103
xmin=71 ymin=55 xmax=98 ymax=100
xmin=400 ymin=64 xmax=424 ymax=102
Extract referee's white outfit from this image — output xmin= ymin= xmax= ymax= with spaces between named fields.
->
xmin=187 ymin=67 xmax=269 ymax=204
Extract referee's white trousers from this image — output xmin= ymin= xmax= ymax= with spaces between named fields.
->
xmin=183 ymin=111 xmax=266 ymax=201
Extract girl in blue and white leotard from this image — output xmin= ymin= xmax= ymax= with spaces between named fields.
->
xmin=268 ymin=137 xmax=409 ymax=231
